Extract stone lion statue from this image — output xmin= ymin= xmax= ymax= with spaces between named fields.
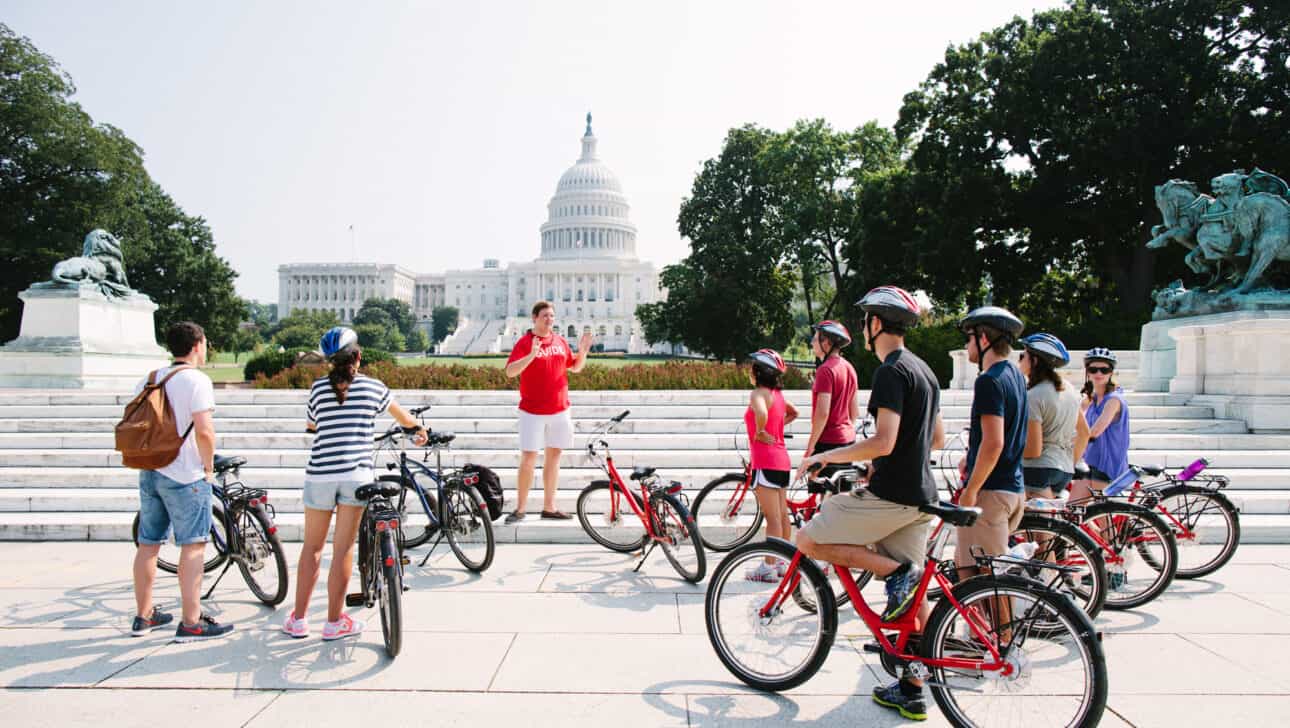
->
xmin=39 ymin=229 xmax=134 ymax=298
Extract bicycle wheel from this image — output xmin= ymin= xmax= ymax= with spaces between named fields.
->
xmin=378 ymin=530 xmax=402 ymax=658
xmin=791 ymin=564 xmax=870 ymax=614
xmin=443 ymin=484 xmax=495 ymax=572
xmin=705 ymin=539 xmax=836 ymax=691
xmin=133 ymin=504 xmax=229 ymax=574
xmin=650 ymin=491 xmax=706 ymax=583
xmin=1083 ymin=501 xmax=1177 ymax=610
xmin=1146 ymin=485 xmax=1240 ymax=579
xmin=922 ymin=574 xmax=1107 ymax=728
xmin=1012 ymin=514 xmax=1107 ymax=623
xmin=576 ymin=481 xmax=647 ymax=553
xmin=234 ymin=505 xmax=289 ymax=606
xmin=386 ymin=475 xmax=437 ymax=549
xmin=691 ymin=473 xmax=764 ymax=552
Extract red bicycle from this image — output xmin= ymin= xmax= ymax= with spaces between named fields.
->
xmin=1121 ymin=460 xmax=1240 ymax=579
xmin=574 ymin=410 xmax=707 ymax=582
xmin=705 ymin=500 xmax=1108 ymax=728
xmin=691 ymin=420 xmax=873 ymax=553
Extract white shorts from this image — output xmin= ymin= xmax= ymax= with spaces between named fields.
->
xmin=518 ymin=409 xmax=574 ymax=452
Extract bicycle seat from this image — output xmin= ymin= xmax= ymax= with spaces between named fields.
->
xmin=1074 ymin=462 xmax=1091 ymax=478
xmin=919 ymin=500 xmax=981 ymax=528
xmin=354 ymin=482 xmax=402 ymax=501
xmin=630 ymin=466 xmax=656 ymax=481
xmin=428 ymin=432 xmax=456 ymax=446
xmin=1137 ymin=464 xmax=1166 ymax=477
xmin=213 ymin=454 xmax=246 ymax=473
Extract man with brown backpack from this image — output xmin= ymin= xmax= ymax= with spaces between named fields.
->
xmin=121 ymin=321 xmax=233 ymax=642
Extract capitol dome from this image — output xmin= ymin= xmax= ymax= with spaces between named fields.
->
xmin=539 ymin=113 xmax=638 ymax=260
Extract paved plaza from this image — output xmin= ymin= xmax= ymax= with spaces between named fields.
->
xmin=2 ymin=541 xmax=1290 ymax=726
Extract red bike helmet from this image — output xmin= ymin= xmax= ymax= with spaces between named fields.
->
xmin=748 ymin=348 xmax=786 ymax=373
xmin=811 ymin=320 xmax=852 ymax=348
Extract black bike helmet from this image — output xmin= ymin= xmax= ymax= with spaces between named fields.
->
xmin=959 ymin=306 xmax=1023 ymax=372
xmin=856 ymin=286 xmax=920 ymax=352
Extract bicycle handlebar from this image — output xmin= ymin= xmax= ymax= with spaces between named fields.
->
xmin=611 ymin=410 xmax=630 ymax=423
xmin=409 ymin=405 xmax=431 ymax=416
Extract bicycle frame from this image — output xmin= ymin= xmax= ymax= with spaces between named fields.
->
xmin=592 ymin=446 xmax=667 ymax=543
xmin=762 ymin=552 xmax=1007 ymax=673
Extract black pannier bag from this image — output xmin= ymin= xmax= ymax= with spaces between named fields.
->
xmin=463 ymin=463 xmax=505 ymax=521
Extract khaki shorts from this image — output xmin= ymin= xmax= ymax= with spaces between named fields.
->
xmin=955 ymin=489 xmax=1025 ymax=569
xmin=800 ymin=489 xmax=932 ymax=566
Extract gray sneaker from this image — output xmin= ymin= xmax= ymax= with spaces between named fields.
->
xmin=130 ymin=607 xmax=174 ymax=637
xmin=504 ymin=511 xmax=526 ymax=525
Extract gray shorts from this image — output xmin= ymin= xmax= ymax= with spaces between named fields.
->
xmin=303 ymin=478 xmax=366 ymax=511
xmin=799 ymin=489 xmax=932 ymax=566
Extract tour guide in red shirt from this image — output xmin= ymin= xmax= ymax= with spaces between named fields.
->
xmin=504 ymin=300 xmax=594 ymax=523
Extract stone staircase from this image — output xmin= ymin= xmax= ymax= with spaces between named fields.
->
xmin=0 ymin=389 xmax=1286 ymax=542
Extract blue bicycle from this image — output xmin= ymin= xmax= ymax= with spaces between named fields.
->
xmin=130 ymin=454 xmax=289 ymax=606
xmin=374 ymin=409 xmax=495 ymax=572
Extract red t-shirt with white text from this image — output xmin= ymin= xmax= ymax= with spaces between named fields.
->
xmin=507 ymin=331 xmax=575 ymax=415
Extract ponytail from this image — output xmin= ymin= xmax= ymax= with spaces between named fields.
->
xmin=328 ymin=347 xmax=360 ymax=404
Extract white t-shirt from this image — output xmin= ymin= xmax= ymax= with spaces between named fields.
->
xmin=132 ymin=365 xmax=216 ymax=483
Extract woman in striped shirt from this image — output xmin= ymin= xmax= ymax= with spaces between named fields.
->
xmin=283 ymin=327 xmax=427 ymax=641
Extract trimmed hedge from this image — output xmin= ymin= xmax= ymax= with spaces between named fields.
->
xmin=255 ymin=360 xmax=813 ymax=390
xmin=244 ymin=347 xmax=396 ymax=383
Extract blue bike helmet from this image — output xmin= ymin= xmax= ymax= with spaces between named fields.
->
xmin=1020 ymin=333 xmax=1071 ymax=367
xmin=320 ymin=326 xmax=359 ymax=358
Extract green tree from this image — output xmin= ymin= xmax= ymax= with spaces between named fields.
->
xmin=227 ymin=327 xmax=259 ymax=363
xmin=762 ymin=120 xmax=901 ymax=321
xmin=638 ymin=126 xmax=797 ymax=360
xmin=385 ymin=329 xmax=406 ymax=353
xmin=0 ymin=24 xmax=244 ymax=345
xmin=405 ymin=328 xmax=429 ymax=353
xmin=245 ymin=300 xmax=277 ymax=329
xmin=893 ymin=0 xmax=1290 ymax=335
xmin=353 ymin=323 xmax=386 ymax=350
xmin=273 ymin=325 xmax=320 ymax=350
xmin=356 ymin=297 xmax=415 ymax=337
xmin=431 ymin=306 xmax=459 ymax=343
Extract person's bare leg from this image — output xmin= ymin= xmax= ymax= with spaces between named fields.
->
xmin=326 ymin=504 xmax=364 ymax=623
xmin=133 ymin=543 xmax=161 ymax=618
xmin=515 ymin=451 xmax=538 ymax=515
xmin=797 ymin=533 xmax=901 ymax=576
xmin=176 ymin=543 xmax=206 ymax=626
xmin=542 ymin=447 xmax=562 ymax=512
xmin=293 ymin=507 xmax=334 ymax=619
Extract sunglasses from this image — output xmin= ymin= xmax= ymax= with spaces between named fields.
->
xmin=1086 ymin=366 xmax=1113 ymax=375
xmin=1018 ymin=351 xmax=1027 ymax=361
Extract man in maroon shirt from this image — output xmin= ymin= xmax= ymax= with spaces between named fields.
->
xmin=504 ymin=301 xmax=593 ymax=523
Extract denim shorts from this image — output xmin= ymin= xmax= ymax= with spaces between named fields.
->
xmin=137 ymin=470 xmax=212 ymax=546
xmin=303 ymin=478 xmax=366 ymax=511
xmin=1023 ymin=467 xmax=1074 ymax=495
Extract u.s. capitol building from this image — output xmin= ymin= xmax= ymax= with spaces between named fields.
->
xmin=277 ymin=115 xmax=667 ymax=354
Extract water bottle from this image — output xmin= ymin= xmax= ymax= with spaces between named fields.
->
xmin=993 ymin=541 xmax=1039 ymax=574
xmin=1177 ymin=458 xmax=1209 ymax=482
xmin=1103 ymin=467 xmax=1140 ymax=496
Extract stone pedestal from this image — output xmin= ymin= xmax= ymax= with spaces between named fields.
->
xmin=1167 ymin=314 xmax=1290 ymax=432
xmin=1138 ymin=310 xmax=1290 ymax=392
xmin=0 ymin=286 xmax=170 ymax=389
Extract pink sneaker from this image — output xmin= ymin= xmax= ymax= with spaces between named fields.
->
xmin=322 ymin=613 xmax=365 ymax=641
xmin=282 ymin=610 xmax=309 ymax=639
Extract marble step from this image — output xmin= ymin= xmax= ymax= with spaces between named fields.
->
xmin=0 ymin=388 xmax=1194 ymax=407
xmin=0 ymin=431 xmax=1282 ymax=451
xmin=4 ymin=487 xmax=1286 ymax=515
xmin=0 ymin=416 xmax=1246 ymax=435
xmin=0 ymin=402 xmax=1219 ymax=421
xmin=2 ymin=447 xmax=1289 ymax=469
xmin=2 ymin=510 xmax=1286 ymax=543
xmin=5 ymin=465 xmax=1282 ymax=489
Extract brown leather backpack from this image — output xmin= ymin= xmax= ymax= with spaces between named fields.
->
xmin=115 ymin=365 xmax=194 ymax=470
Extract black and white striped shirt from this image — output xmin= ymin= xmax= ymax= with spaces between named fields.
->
xmin=306 ymin=375 xmax=392 ymax=480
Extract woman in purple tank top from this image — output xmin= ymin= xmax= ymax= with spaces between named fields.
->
xmin=1072 ymin=347 xmax=1130 ymax=502
xmin=744 ymin=349 xmax=798 ymax=581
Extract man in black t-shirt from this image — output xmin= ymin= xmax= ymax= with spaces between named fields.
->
xmin=796 ymin=286 xmax=945 ymax=722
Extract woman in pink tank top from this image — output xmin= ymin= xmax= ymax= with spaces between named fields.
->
xmin=744 ymin=349 xmax=798 ymax=581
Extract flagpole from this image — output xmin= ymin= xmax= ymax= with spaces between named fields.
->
xmin=349 ymin=225 xmax=356 ymax=261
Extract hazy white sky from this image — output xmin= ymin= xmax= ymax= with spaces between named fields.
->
xmin=6 ymin=1 xmax=1059 ymax=302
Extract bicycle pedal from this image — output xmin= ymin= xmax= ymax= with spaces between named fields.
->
xmin=401 ymin=556 xmax=411 ymax=566
xmin=344 ymin=593 xmax=365 ymax=607
xmin=862 ymin=642 xmax=885 ymax=654
xmin=402 ymin=584 xmax=411 ymax=593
